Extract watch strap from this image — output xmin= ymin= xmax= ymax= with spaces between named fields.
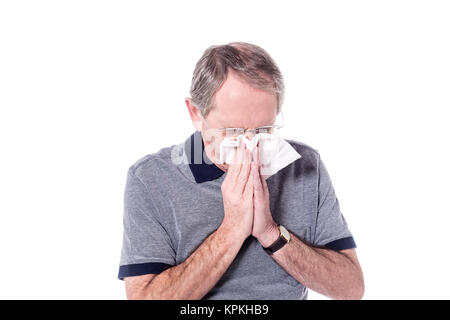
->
xmin=263 ymin=225 xmax=289 ymax=255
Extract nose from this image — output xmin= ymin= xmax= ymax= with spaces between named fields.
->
xmin=244 ymin=129 xmax=256 ymax=141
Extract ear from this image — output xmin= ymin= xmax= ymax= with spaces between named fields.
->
xmin=185 ymin=98 xmax=203 ymax=131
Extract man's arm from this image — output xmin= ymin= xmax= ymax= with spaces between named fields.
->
xmin=125 ymin=141 xmax=255 ymax=300
xmin=251 ymin=147 xmax=364 ymax=300
xmin=125 ymin=224 xmax=245 ymax=300
xmin=258 ymin=227 xmax=365 ymax=300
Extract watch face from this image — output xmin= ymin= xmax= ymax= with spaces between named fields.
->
xmin=279 ymin=225 xmax=290 ymax=241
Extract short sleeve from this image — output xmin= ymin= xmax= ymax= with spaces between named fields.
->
xmin=117 ymin=169 xmax=176 ymax=280
xmin=313 ymin=155 xmax=357 ymax=251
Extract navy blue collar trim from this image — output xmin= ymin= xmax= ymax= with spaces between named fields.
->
xmin=185 ymin=131 xmax=225 ymax=183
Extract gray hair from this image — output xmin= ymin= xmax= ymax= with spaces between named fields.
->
xmin=189 ymin=42 xmax=285 ymax=118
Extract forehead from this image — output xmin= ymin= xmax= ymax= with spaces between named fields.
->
xmin=209 ymin=71 xmax=278 ymax=127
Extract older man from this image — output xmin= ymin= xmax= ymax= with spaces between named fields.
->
xmin=117 ymin=42 xmax=364 ymax=300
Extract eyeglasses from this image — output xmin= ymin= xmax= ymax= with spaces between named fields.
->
xmin=202 ymin=112 xmax=285 ymax=139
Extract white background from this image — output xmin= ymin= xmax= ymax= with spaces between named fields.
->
xmin=1 ymin=1 xmax=449 ymax=299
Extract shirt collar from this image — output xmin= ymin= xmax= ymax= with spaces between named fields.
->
xmin=184 ymin=131 xmax=225 ymax=183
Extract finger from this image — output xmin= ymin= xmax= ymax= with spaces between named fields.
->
xmin=234 ymin=141 xmax=245 ymax=180
xmin=255 ymin=146 xmax=268 ymax=191
xmin=252 ymin=146 xmax=268 ymax=198
xmin=243 ymin=162 xmax=254 ymax=198
xmin=252 ymin=144 xmax=260 ymax=164
xmin=227 ymin=141 xmax=244 ymax=183
xmin=261 ymin=169 xmax=269 ymax=195
xmin=252 ymin=162 xmax=264 ymax=200
xmin=236 ymin=147 xmax=252 ymax=193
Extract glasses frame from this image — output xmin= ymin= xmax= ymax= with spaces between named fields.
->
xmin=203 ymin=111 xmax=285 ymax=138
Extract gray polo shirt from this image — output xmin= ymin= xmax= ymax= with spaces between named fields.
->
xmin=117 ymin=131 xmax=356 ymax=300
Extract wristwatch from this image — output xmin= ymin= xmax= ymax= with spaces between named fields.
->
xmin=263 ymin=224 xmax=291 ymax=255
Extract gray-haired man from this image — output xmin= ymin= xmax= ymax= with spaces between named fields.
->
xmin=118 ymin=42 xmax=364 ymax=300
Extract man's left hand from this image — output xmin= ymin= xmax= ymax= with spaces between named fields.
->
xmin=251 ymin=146 xmax=279 ymax=247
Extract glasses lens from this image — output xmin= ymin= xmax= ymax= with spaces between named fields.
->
xmin=225 ymin=128 xmax=244 ymax=138
xmin=255 ymin=126 xmax=274 ymax=134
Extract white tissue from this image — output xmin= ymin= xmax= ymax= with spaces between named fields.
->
xmin=219 ymin=133 xmax=301 ymax=179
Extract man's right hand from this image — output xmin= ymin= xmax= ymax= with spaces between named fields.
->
xmin=125 ymin=141 xmax=255 ymax=300
xmin=220 ymin=141 xmax=254 ymax=241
